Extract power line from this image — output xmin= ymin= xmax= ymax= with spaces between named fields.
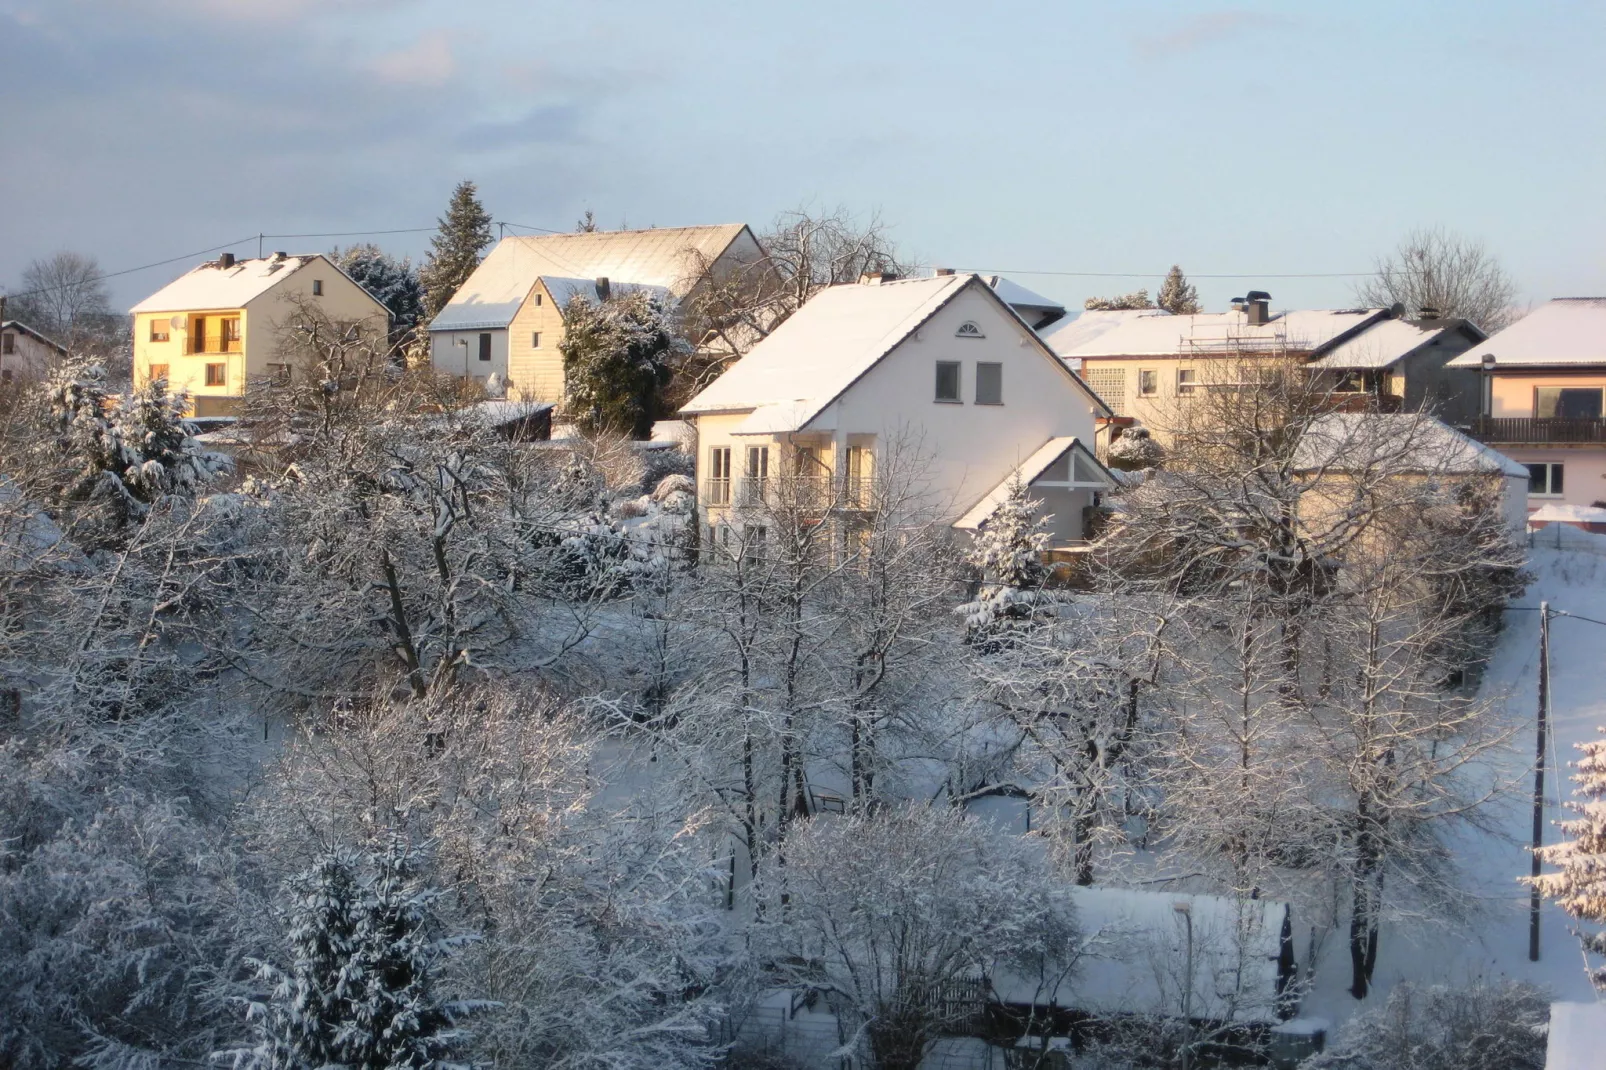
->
xmin=262 ymin=226 xmax=436 ymax=239
xmin=3 ymin=235 xmax=259 ymax=301
xmin=948 ymin=267 xmax=1390 ymax=280
xmin=498 ymin=220 xmax=566 ymax=235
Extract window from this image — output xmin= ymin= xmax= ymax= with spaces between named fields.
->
xmin=1138 ymin=369 xmax=1158 ymax=397
xmin=205 ymin=363 xmax=227 ymax=387
xmin=312 ymin=279 xmax=324 ymax=296
xmin=222 ymin=317 xmax=242 ymax=351
xmin=975 ymin=362 xmax=1003 ymax=405
xmin=265 ymin=363 xmax=291 ymax=383
xmin=478 ymin=333 xmax=492 ymax=362
xmin=531 ymin=332 xmax=542 ymax=348
xmin=192 ymin=317 xmax=208 ymax=354
xmin=1529 ymin=463 xmax=1564 ymax=497
xmin=935 ymin=360 xmax=961 ymax=402
xmin=745 ymin=445 xmax=769 ymax=480
xmin=955 ymin=321 xmax=984 ymax=339
xmin=1 ymin=333 xmax=12 ymax=355
xmin=707 ymin=446 xmax=732 ymax=505
xmin=1176 ymin=368 xmax=1199 ymax=396
xmin=149 ymin=363 xmax=169 ymax=383
xmin=149 ymin=320 xmax=169 ymax=343
xmin=1536 ymin=387 xmax=1603 ymax=420
xmin=533 ymin=292 xmax=543 ymax=307
xmin=846 ymin=445 xmax=873 ymax=505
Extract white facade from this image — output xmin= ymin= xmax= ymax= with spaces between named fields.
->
xmin=429 ymin=327 xmax=510 ymax=383
xmin=681 ymin=274 xmax=1114 ymax=544
xmin=0 ymin=321 xmax=66 ymax=382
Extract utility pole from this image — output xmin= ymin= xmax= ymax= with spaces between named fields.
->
xmin=258 ymin=233 xmax=264 ymax=259
xmin=1529 ymin=600 xmax=1550 ymax=962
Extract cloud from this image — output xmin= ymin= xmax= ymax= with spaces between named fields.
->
xmin=1133 ymin=10 xmax=1290 ymax=58
xmin=370 ymin=30 xmax=457 ymax=88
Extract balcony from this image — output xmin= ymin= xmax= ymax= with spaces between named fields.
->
xmin=1469 ymin=417 xmax=1606 ymax=445
xmin=706 ymin=475 xmax=856 ymax=512
xmin=704 ymin=478 xmax=732 ymax=506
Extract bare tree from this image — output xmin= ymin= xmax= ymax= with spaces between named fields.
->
xmin=1355 ymin=227 xmax=1520 ymax=332
xmin=9 ymin=252 xmax=112 ymax=339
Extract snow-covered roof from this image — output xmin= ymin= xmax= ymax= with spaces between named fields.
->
xmin=1293 ymin=412 xmax=1530 ymax=479
xmin=982 ymin=275 xmax=1064 ymax=314
xmin=1545 ymin=1002 xmax=1606 ymax=1070
xmin=538 ymin=276 xmax=672 ymax=310
xmin=993 ymin=886 xmax=1290 ymax=1024
xmin=1 ymin=320 xmax=67 ymax=354
xmin=680 ymin=273 xmax=970 ymax=420
xmin=1058 ymin=307 xmax=1388 ymax=359
xmin=1529 ymin=503 xmax=1606 ymax=524
xmin=130 ymin=254 xmax=324 ymax=314
xmin=1038 ymin=308 xmax=1175 ymax=361
xmin=1305 ymin=317 xmax=1460 ymax=370
xmin=1447 ymin=298 xmax=1606 ymax=369
xmin=428 ymin=224 xmax=750 ymax=332
xmin=953 ymin=437 xmax=1111 ymax=531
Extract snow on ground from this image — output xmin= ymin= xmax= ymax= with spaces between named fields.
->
xmin=1302 ymin=539 xmax=1606 ymax=1023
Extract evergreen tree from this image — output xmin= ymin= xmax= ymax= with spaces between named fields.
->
xmin=1156 ymin=264 xmax=1201 ymax=314
xmin=559 ymin=288 xmax=687 ymax=438
xmin=956 ymin=477 xmax=1055 ymax=643
xmin=239 ymin=838 xmax=469 ymax=1070
xmin=332 ymin=244 xmax=425 ymax=339
xmin=419 ymin=181 xmax=493 ymax=323
xmin=1529 ymin=728 xmax=1606 ymax=991
xmin=1083 ymin=288 xmax=1154 ymax=311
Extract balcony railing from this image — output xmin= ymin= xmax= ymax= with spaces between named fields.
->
xmin=1469 ymin=417 xmax=1606 ymax=444
xmin=708 ymin=475 xmax=860 ymax=512
xmin=704 ymin=478 xmax=731 ymax=506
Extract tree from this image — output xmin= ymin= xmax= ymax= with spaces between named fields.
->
xmin=331 ymin=244 xmax=424 ymax=340
xmin=1084 ymin=288 xmax=1154 ymax=311
xmin=956 ymin=476 xmax=1054 ymax=644
xmin=1528 ymin=727 xmax=1606 ymax=991
xmin=419 ymin=181 xmax=493 ymax=322
xmin=575 ymin=209 xmax=599 ymax=233
xmin=1156 ymin=265 xmax=1200 ymax=314
xmin=1355 ymin=226 xmax=1520 ymax=332
xmin=560 ymin=288 xmax=687 ymax=438
xmin=751 ymin=805 xmax=1076 ymax=1070
xmin=1305 ymin=980 xmax=1548 ymax=1070
xmin=239 ymin=838 xmax=469 ymax=1070
xmin=8 ymin=251 xmax=112 ymax=339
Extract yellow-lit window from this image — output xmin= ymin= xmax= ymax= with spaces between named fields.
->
xmin=222 ymin=317 xmax=242 ymax=352
xmin=205 ymin=363 xmax=226 ymax=387
xmin=149 ymin=363 xmax=169 ymax=384
xmin=149 ymin=320 xmax=170 ymax=343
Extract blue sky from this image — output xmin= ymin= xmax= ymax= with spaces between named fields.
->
xmin=3 ymin=0 xmax=1602 ymax=316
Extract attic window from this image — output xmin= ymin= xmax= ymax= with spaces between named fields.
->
xmin=312 ymin=279 xmax=324 ymax=296
xmin=533 ymin=293 xmax=542 ymax=307
xmin=955 ymin=321 xmax=985 ymax=339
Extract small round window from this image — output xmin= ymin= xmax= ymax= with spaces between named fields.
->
xmin=955 ymin=321 xmax=985 ymax=338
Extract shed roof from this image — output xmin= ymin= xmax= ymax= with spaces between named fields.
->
xmin=1447 ymin=298 xmax=1606 ymax=369
xmin=1059 ymin=307 xmax=1388 ymax=359
xmin=428 ymin=224 xmax=750 ymax=332
xmin=1293 ymin=412 xmax=1530 ymax=479
xmin=953 ymin=437 xmax=1111 ymax=530
xmin=130 ymin=254 xmax=329 ymax=314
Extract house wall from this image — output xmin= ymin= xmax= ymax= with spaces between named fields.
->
xmin=133 ymin=257 xmax=387 ymax=416
xmin=692 ymin=282 xmax=1106 ymax=540
xmin=0 ymin=328 xmax=63 ymax=381
xmin=430 ymin=328 xmax=509 ymax=384
xmin=506 ymin=280 xmax=568 ymax=403
xmin=1488 ymin=371 xmax=1606 ymax=418
xmin=1502 ymin=447 xmax=1606 ymax=512
xmin=1397 ymin=330 xmax=1480 ymax=423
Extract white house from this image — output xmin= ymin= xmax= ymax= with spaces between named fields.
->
xmin=0 ymin=320 xmax=67 ymax=382
xmin=679 ymin=272 xmax=1116 ymax=547
xmin=427 ymin=224 xmax=766 ymax=402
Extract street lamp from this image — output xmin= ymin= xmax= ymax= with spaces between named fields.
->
xmin=1480 ymin=352 xmax=1497 ymax=426
xmin=1173 ymin=900 xmax=1195 ymax=1070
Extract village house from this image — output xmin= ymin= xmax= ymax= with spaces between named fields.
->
xmin=1047 ymin=293 xmax=1484 ymax=448
xmin=0 ymin=321 xmax=67 ymax=382
xmin=1450 ymin=297 xmax=1606 ymax=517
xmin=426 ymin=224 xmax=767 ymax=402
xmin=679 ymin=271 xmax=1116 ymax=549
xmin=130 ymin=252 xmax=389 ymax=417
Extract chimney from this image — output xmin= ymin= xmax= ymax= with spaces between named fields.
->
xmin=595 ymin=276 xmax=611 ymax=301
xmin=934 ymin=267 xmax=955 ymax=277
xmin=860 ymin=271 xmax=894 ymax=285
xmin=1418 ymin=305 xmax=1441 ymax=320
xmin=272 ymin=251 xmax=287 ymax=262
xmin=219 ymin=252 xmax=236 ymax=269
xmin=1244 ymin=290 xmax=1272 ymax=326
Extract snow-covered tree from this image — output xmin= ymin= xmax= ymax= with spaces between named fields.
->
xmin=751 ymin=805 xmax=1077 ymax=1070
xmin=560 ymin=288 xmax=688 ymax=438
xmin=1305 ymin=980 xmax=1548 ymax=1070
xmin=957 ymin=476 xmax=1053 ymax=642
xmin=238 ymin=837 xmax=468 ymax=1070
xmin=419 ymin=181 xmax=493 ymax=322
xmin=332 ymin=243 xmax=424 ymax=339
xmin=1084 ymin=288 xmax=1154 ymax=311
xmin=1156 ymin=265 xmax=1200 ymax=314
xmin=1105 ymin=425 xmax=1163 ymax=470
xmin=1529 ymin=728 xmax=1606 ymax=991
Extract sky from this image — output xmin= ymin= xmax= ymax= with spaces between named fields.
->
xmin=2 ymin=0 xmax=1603 ymax=318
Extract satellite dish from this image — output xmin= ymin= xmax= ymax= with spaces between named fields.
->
xmin=168 ymin=315 xmax=186 ymax=331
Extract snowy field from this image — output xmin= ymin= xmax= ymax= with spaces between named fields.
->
xmin=1301 ymin=536 xmax=1606 ymax=1021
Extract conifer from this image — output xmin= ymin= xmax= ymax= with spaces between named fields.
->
xmin=420 ymin=181 xmax=493 ymax=322
xmin=1529 ymin=729 xmax=1606 ymax=991
xmin=1157 ymin=264 xmax=1201 ymax=314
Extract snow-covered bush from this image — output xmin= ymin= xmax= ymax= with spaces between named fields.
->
xmin=1304 ymin=980 xmax=1548 ymax=1070
xmin=1106 ymin=425 xmax=1163 ymax=470
xmin=957 ymin=477 xmax=1055 ymax=643
xmin=1529 ymin=727 xmax=1606 ymax=991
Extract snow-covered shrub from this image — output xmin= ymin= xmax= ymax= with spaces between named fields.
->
xmin=1304 ymin=980 xmax=1548 ymax=1070
xmin=957 ymin=476 xmax=1056 ymax=644
xmin=484 ymin=370 xmax=508 ymax=399
xmin=1106 ymin=425 xmax=1163 ymax=470
xmin=1529 ymin=727 xmax=1606 ymax=991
